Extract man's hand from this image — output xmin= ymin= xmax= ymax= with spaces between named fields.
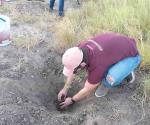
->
xmin=58 ymin=88 xmax=68 ymax=101
xmin=59 ymin=97 xmax=74 ymax=109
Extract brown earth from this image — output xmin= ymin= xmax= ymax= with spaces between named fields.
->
xmin=0 ymin=0 xmax=150 ymax=125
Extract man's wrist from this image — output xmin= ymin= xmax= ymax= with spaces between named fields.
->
xmin=64 ymin=82 xmax=71 ymax=90
xmin=63 ymin=87 xmax=69 ymax=92
xmin=71 ymin=97 xmax=76 ymax=104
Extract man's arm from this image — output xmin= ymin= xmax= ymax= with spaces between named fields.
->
xmin=59 ymin=80 xmax=99 ymax=109
xmin=63 ymin=75 xmax=74 ymax=91
xmin=58 ymin=75 xmax=74 ymax=101
xmin=72 ymin=80 xmax=99 ymax=102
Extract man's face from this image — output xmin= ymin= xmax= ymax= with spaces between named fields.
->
xmin=73 ymin=62 xmax=86 ymax=74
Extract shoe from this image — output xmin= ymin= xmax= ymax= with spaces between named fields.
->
xmin=95 ymin=84 xmax=110 ymax=98
xmin=58 ymin=11 xmax=64 ymax=17
xmin=125 ymin=71 xmax=135 ymax=83
xmin=49 ymin=8 xmax=53 ymax=12
xmin=0 ymin=40 xmax=11 ymax=47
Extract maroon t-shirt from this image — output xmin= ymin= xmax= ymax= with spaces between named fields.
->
xmin=78 ymin=33 xmax=139 ymax=84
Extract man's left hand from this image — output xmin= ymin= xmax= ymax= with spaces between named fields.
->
xmin=59 ymin=97 xmax=74 ymax=109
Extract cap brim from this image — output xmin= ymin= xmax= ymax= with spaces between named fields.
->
xmin=63 ymin=67 xmax=74 ymax=77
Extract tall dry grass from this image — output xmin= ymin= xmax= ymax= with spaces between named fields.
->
xmin=143 ymin=75 xmax=150 ymax=100
xmin=55 ymin=0 xmax=150 ymax=97
xmin=56 ymin=0 xmax=150 ymax=65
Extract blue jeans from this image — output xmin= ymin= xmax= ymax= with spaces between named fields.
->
xmin=102 ymin=55 xmax=141 ymax=88
xmin=49 ymin=0 xmax=64 ymax=16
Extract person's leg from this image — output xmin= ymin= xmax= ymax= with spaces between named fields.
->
xmin=50 ymin=0 xmax=55 ymax=10
xmin=104 ymin=55 xmax=141 ymax=87
xmin=58 ymin=0 xmax=64 ymax=16
xmin=95 ymin=55 xmax=141 ymax=97
xmin=77 ymin=0 xmax=80 ymax=5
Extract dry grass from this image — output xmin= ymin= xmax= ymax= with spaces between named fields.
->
xmin=1 ymin=0 xmax=56 ymax=50
xmin=144 ymin=76 xmax=150 ymax=100
xmin=56 ymin=0 xmax=150 ymax=65
xmin=55 ymin=0 xmax=150 ymax=98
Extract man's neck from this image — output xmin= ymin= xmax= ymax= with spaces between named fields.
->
xmin=81 ymin=47 xmax=88 ymax=66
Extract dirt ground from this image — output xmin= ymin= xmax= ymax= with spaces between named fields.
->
xmin=0 ymin=0 xmax=150 ymax=125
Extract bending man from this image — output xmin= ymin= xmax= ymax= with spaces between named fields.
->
xmin=58 ymin=33 xmax=141 ymax=109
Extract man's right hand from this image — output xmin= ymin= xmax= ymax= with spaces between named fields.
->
xmin=58 ymin=88 xmax=68 ymax=102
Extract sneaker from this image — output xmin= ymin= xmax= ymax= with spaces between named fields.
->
xmin=0 ymin=39 xmax=11 ymax=47
xmin=125 ymin=71 xmax=135 ymax=83
xmin=49 ymin=8 xmax=53 ymax=12
xmin=58 ymin=11 xmax=64 ymax=17
xmin=95 ymin=84 xmax=110 ymax=98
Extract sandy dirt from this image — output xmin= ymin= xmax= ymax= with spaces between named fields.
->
xmin=0 ymin=0 xmax=150 ymax=125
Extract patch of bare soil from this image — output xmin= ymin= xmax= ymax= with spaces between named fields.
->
xmin=0 ymin=0 xmax=150 ymax=125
